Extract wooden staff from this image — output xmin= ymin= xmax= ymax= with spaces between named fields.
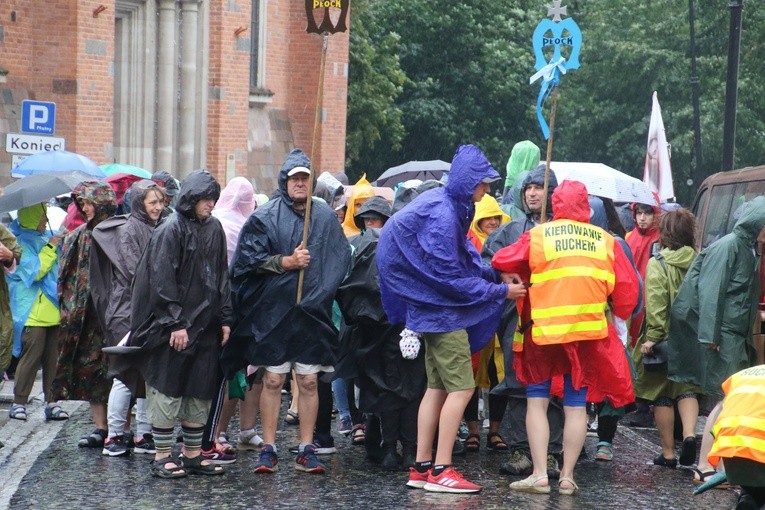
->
xmin=297 ymin=33 xmax=329 ymax=304
xmin=539 ymin=86 xmax=559 ymax=224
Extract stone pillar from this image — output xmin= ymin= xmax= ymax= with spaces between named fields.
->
xmin=156 ymin=0 xmax=176 ymax=172
xmin=178 ymin=0 xmax=200 ymax=176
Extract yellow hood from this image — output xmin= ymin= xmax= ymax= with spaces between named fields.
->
xmin=469 ymin=194 xmax=511 ymax=244
xmin=342 ymin=175 xmax=376 ymax=237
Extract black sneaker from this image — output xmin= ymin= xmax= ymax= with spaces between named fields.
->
xmin=653 ymin=454 xmax=677 ymax=469
xmin=289 ymin=436 xmax=337 ymax=455
xmin=499 ymin=450 xmax=533 ymax=476
xmin=678 ymin=436 xmax=697 ymax=466
xmin=133 ymin=433 xmax=157 ymax=454
xmin=102 ymin=435 xmax=130 ymax=457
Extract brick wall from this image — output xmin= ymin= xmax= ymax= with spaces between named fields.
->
xmin=207 ymin=0 xmax=251 ymax=183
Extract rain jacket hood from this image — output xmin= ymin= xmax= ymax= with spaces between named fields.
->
xmin=277 ymin=149 xmax=313 ymax=208
xmin=18 ymin=204 xmax=47 ymax=231
xmin=469 ymin=195 xmax=511 ymax=247
xmin=732 ymin=197 xmax=765 ymax=244
xmin=175 ymin=170 xmax=221 ymax=220
xmin=353 ymin=195 xmax=392 ymax=230
xmin=212 ymin=177 xmax=256 ymax=263
xmin=504 ymin=140 xmax=540 ymax=189
xmin=377 ymin=144 xmax=507 ymax=352
xmin=72 ymin=180 xmax=117 ymax=225
xmin=552 ymin=180 xmax=590 ymax=222
xmin=521 ymin=164 xmax=558 ymax=217
xmin=343 ymin=175 xmax=376 ymax=237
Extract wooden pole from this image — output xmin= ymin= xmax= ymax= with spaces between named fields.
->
xmin=540 ymin=86 xmax=559 ymax=224
xmin=297 ymin=33 xmax=329 ymax=304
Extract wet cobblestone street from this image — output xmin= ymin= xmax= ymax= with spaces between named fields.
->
xmin=2 ymin=397 xmax=738 ymax=510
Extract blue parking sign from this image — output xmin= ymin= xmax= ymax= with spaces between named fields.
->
xmin=21 ymin=100 xmax=56 ymax=135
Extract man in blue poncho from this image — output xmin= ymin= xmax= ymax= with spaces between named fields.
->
xmin=377 ymin=144 xmax=526 ymax=493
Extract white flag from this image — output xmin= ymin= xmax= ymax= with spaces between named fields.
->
xmin=643 ymin=91 xmax=675 ymax=202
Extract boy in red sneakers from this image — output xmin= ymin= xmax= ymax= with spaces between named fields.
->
xmin=377 ymin=145 xmax=526 ymax=493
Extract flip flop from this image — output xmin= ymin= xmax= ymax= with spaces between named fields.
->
xmin=692 ymin=467 xmax=730 ymax=489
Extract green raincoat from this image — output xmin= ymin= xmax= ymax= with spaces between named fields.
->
xmin=667 ymin=196 xmax=765 ymax=398
xmin=0 ymin=224 xmax=22 ymax=371
xmin=632 ymin=245 xmax=699 ymax=401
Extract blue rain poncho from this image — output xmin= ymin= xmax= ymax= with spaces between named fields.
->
xmin=377 ymin=145 xmax=508 ymax=352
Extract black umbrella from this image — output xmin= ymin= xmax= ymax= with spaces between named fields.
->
xmin=0 ymin=170 xmax=93 ymax=213
xmin=374 ymin=160 xmax=451 ymax=188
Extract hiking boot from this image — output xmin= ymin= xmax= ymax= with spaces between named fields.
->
xmin=295 ymin=444 xmax=326 ymax=474
xmin=424 ymin=466 xmax=481 ymax=493
xmin=200 ymin=444 xmax=237 ymax=465
xmin=253 ymin=444 xmax=278 ymax=474
xmin=407 ymin=467 xmax=430 ymax=489
xmin=133 ymin=433 xmax=157 ymax=454
xmin=102 ymin=435 xmax=130 ymax=457
xmin=500 ymin=450 xmax=533 ymax=476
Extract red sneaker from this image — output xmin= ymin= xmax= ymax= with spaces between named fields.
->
xmin=424 ymin=466 xmax=481 ymax=493
xmin=406 ymin=467 xmax=430 ymax=489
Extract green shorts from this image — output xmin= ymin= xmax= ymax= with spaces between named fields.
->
xmin=146 ymin=384 xmax=211 ymax=427
xmin=423 ymin=329 xmax=475 ymax=393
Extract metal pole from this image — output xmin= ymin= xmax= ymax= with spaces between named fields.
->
xmin=689 ymin=0 xmax=704 ymax=187
xmin=722 ymin=0 xmax=743 ymax=172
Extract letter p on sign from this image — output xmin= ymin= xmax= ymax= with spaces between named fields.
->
xmin=21 ymin=100 xmax=56 ymax=135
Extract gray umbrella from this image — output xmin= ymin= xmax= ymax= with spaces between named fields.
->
xmin=0 ymin=170 xmax=93 ymax=213
xmin=374 ymin=160 xmax=451 ymax=188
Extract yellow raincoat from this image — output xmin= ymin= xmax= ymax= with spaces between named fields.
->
xmin=342 ymin=175 xmax=376 ymax=237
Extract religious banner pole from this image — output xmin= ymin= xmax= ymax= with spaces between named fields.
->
xmin=297 ymin=1 xmax=350 ymax=304
xmin=530 ymin=1 xmax=582 ymax=222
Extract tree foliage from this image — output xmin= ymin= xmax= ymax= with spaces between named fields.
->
xmin=346 ymin=0 xmax=765 ymax=204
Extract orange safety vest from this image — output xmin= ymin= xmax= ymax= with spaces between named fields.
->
xmin=525 ymin=219 xmax=615 ymax=345
xmin=709 ymin=366 xmax=765 ymax=467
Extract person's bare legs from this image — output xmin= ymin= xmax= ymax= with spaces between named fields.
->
xmin=434 ymin=388 xmax=474 ymax=465
xmin=296 ymin=373 xmax=319 ymax=446
xmin=559 ymin=405 xmax=587 ymax=488
xmin=239 ymin=382 xmax=262 ymax=431
xmin=415 ymin=388 xmax=447 ymax=463
xmin=697 ymin=401 xmax=723 ymax=474
xmin=91 ymin=402 xmax=107 ymax=431
xmin=678 ymin=396 xmax=699 ymax=440
xmin=260 ymin=370 xmax=287 ymax=445
xmin=214 ymin=388 xmax=237 ymax=442
xmin=654 ymin=405 xmax=676 ymax=460
xmin=526 ymin=397 xmax=550 ymax=482
xmin=288 ymin=371 xmax=299 ymax=417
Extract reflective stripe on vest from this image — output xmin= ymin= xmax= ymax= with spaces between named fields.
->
xmin=528 ymin=219 xmax=615 ymax=345
xmin=708 ymin=368 xmax=765 ymax=467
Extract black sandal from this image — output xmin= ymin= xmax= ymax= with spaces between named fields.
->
xmin=151 ymin=459 xmax=188 ymax=479
xmin=351 ymin=424 xmax=366 ymax=446
xmin=78 ymin=429 xmax=107 ymax=448
xmin=487 ymin=432 xmax=509 ymax=451
xmin=284 ymin=410 xmax=300 ymax=426
xmin=465 ymin=434 xmax=480 ymax=452
xmin=182 ymin=454 xmax=225 ymax=476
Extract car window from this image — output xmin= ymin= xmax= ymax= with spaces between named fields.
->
xmin=701 ymin=183 xmax=738 ymax=249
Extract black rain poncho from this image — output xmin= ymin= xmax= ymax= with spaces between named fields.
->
xmin=222 ymin=149 xmax=351 ymax=375
xmin=335 ymin=227 xmax=426 ymax=412
xmin=129 ymin=170 xmax=232 ymax=399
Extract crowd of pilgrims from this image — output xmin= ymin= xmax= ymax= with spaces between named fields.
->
xmin=0 ymin=142 xmax=762 ymax=501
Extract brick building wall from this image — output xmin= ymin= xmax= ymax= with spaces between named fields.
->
xmin=0 ymin=1 xmax=349 ymax=192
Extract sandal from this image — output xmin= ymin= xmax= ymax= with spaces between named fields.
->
xmin=559 ymin=476 xmax=580 ymax=496
xmin=44 ymin=405 xmax=69 ymax=421
xmin=151 ymin=459 xmax=188 ymax=479
xmin=9 ymin=403 xmax=27 ymax=421
xmin=486 ymin=432 xmax=508 ymax=451
xmin=465 ymin=434 xmax=480 ymax=452
xmin=284 ymin=410 xmax=299 ymax=426
xmin=692 ymin=467 xmax=730 ymax=489
xmin=351 ymin=424 xmax=366 ymax=446
xmin=595 ymin=441 xmax=613 ymax=461
xmin=182 ymin=453 xmax=225 ymax=476
xmin=509 ymin=473 xmax=550 ymax=494
xmin=78 ymin=429 xmax=107 ymax=448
